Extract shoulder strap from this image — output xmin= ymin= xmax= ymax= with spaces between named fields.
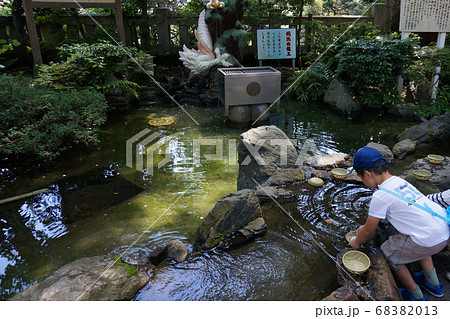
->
xmin=378 ymin=187 xmax=450 ymax=224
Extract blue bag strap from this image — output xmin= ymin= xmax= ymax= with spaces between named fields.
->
xmin=378 ymin=187 xmax=450 ymax=225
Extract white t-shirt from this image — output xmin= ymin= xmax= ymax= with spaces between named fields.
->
xmin=369 ymin=176 xmax=449 ymax=247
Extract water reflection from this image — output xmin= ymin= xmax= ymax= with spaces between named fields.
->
xmin=18 ymin=186 xmax=67 ymax=246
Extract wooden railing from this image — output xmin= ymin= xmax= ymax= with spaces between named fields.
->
xmin=0 ymin=4 xmax=389 ymax=58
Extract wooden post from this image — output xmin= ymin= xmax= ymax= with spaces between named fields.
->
xmin=124 ymin=20 xmax=134 ymax=46
xmin=22 ymin=0 xmax=42 ymax=64
xmin=431 ymin=33 xmax=447 ymax=100
xmin=386 ymin=0 xmax=393 ymax=33
xmin=252 ymin=26 xmax=257 ymax=57
xmin=156 ymin=8 xmax=170 ymax=53
xmin=115 ymin=0 xmax=126 ymax=45
xmin=305 ymin=13 xmax=313 ymax=55
xmin=371 ymin=3 xmax=389 ymax=34
xmin=0 ymin=17 xmax=8 ymax=39
xmin=179 ymin=25 xmax=188 ymax=47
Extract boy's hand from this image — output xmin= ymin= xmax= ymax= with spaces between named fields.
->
xmin=349 ymin=216 xmax=381 ymax=249
xmin=349 ymin=238 xmax=360 ymax=248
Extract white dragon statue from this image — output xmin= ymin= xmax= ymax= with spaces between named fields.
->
xmin=179 ymin=0 xmax=232 ymax=75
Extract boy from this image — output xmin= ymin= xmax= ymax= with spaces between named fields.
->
xmin=349 ymin=146 xmax=449 ymax=301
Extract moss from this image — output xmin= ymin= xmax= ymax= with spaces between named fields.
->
xmin=110 ymin=256 xmax=139 ymax=278
xmin=205 ymin=228 xmax=229 ymax=247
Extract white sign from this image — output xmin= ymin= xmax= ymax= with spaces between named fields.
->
xmin=399 ymin=0 xmax=450 ymax=32
xmin=257 ymin=28 xmax=296 ymax=60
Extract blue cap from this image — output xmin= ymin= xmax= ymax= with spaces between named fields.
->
xmin=352 ymin=146 xmax=387 ymax=170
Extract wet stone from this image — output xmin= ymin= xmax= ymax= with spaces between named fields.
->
xmin=10 ymin=255 xmax=149 ymax=301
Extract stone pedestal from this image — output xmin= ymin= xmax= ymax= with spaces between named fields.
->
xmin=251 ymin=104 xmax=270 ymax=122
xmin=228 ymin=105 xmax=251 ymax=124
xmin=228 ymin=104 xmax=270 ymax=124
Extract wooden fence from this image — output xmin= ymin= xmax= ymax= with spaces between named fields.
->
xmin=0 ymin=4 xmax=390 ymax=58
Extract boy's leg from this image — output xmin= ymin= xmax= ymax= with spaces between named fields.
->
xmin=419 ymin=256 xmax=434 ymax=270
xmin=393 ymin=265 xmax=417 ymax=290
xmin=413 ymin=256 xmax=444 ymax=297
xmin=393 ymin=265 xmax=424 ymax=300
xmin=419 ymin=256 xmax=440 ymax=286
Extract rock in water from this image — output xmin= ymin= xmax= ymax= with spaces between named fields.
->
xmin=397 ymin=113 xmax=450 ymax=143
xmin=302 ymin=153 xmax=352 ymax=170
xmin=366 ymin=142 xmax=394 ymax=163
xmin=237 ymin=125 xmax=305 ymax=190
xmin=401 ymin=156 xmax=450 ymax=192
xmin=323 ymin=79 xmax=361 ymax=115
xmin=323 ymin=248 xmax=401 ymax=301
xmin=149 ymin=239 xmax=189 ymax=266
xmin=392 ymin=139 xmax=418 ymax=159
xmin=193 ymin=189 xmax=267 ymax=251
xmin=10 ymin=255 xmax=149 ymax=301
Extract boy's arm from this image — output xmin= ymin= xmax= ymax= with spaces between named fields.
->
xmin=349 ymin=215 xmax=381 ymax=248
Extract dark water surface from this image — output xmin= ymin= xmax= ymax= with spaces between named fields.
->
xmin=0 ymin=101 xmax=437 ymax=300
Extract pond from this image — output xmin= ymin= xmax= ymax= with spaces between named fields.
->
xmin=0 ymin=100 xmax=432 ymax=300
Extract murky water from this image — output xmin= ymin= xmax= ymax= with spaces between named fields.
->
xmin=0 ymin=101 xmax=439 ymax=300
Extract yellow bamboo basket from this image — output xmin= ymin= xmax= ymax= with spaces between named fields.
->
xmin=342 ymin=251 xmax=370 ymax=275
xmin=308 ymin=177 xmax=324 ymax=187
xmin=331 ymin=168 xmax=348 ymax=179
xmin=345 ymin=231 xmax=358 ymax=243
xmin=413 ymin=169 xmax=432 ymax=181
xmin=427 ymin=154 xmax=444 ymax=164
xmin=148 ymin=117 xmax=175 ymax=127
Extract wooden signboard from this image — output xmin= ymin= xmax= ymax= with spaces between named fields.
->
xmin=399 ymin=0 xmax=450 ymax=33
xmin=256 ymin=28 xmax=297 ymax=71
xmin=23 ymin=0 xmax=125 ymax=64
xmin=398 ymin=0 xmax=448 ymax=99
xmin=257 ymin=28 xmax=296 ymax=60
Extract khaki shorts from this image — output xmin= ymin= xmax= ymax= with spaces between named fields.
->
xmin=381 ymin=233 xmax=448 ymax=271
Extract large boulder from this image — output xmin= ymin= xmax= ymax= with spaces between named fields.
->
xmin=401 ymin=156 xmax=450 ymax=192
xmin=10 ymin=255 xmax=149 ymax=301
xmin=193 ymin=189 xmax=267 ymax=251
xmin=392 ymin=139 xmax=418 ymax=159
xmin=397 ymin=113 xmax=450 ymax=143
xmin=366 ymin=142 xmax=394 ymax=163
xmin=237 ymin=125 xmax=305 ymax=190
xmin=323 ymin=79 xmax=361 ymax=115
xmin=387 ymin=103 xmax=421 ymax=120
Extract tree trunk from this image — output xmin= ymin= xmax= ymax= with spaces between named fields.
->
xmin=11 ymin=0 xmax=28 ymax=45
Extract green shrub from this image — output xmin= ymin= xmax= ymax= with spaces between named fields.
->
xmin=0 ymin=75 xmax=108 ymax=160
xmin=303 ymin=21 xmax=380 ymax=64
xmin=404 ymin=46 xmax=450 ymax=87
xmin=35 ymin=41 xmax=154 ymax=96
xmin=0 ymin=39 xmax=21 ymax=69
xmin=414 ymin=85 xmax=450 ymax=118
xmin=335 ymin=37 xmax=417 ymax=106
xmin=289 ymin=62 xmax=333 ymax=101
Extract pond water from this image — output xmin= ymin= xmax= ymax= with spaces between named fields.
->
xmin=0 ymin=101 xmax=438 ymax=300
